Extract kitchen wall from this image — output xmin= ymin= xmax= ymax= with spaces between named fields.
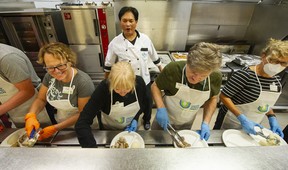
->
xmin=245 ymin=4 xmax=288 ymax=54
xmin=0 ymin=0 xmax=287 ymax=53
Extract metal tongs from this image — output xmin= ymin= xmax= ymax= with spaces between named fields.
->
xmin=256 ymin=128 xmax=280 ymax=145
xmin=167 ymin=124 xmax=185 ymax=147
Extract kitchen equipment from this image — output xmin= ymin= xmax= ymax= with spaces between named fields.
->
xmin=60 ymin=4 xmax=116 ymax=86
xmin=0 ymin=8 xmax=68 ymax=79
xmin=232 ymin=54 xmax=261 ymax=66
xmin=173 ymin=130 xmax=209 ymax=148
xmin=170 ymin=52 xmax=188 ymax=61
xmin=167 ymin=124 xmax=189 ymax=148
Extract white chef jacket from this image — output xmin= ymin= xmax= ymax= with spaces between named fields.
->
xmin=104 ymin=31 xmax=161 ymax=85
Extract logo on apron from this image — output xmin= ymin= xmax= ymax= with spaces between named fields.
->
xmin=179 ymin=100 xmax=191 ymax=108
xmin=115 ymin=117 xmax=125 ymax=124
xmin=257 ymin=104 xmax=270 ymax=114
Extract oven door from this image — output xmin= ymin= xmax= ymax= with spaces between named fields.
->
xmin=0 ymin=21 xmax=10 ymax=44
xmin=1 ymin=16 xmax=46 ymax=53
xmin=61 ymin=8 xmax=100 ymax=45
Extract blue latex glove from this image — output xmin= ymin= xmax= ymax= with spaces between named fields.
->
xmin=156 ymin=108 xmax=169 ymax=130
xmin=125 ymin=120 xmax=138 ymax=132
xmin=196 ymin=122 xmax=210 ymax=141
xmin=237 ymin=114 xmax=263 ymax=135
xmin=268 ymin=116 xmax=284 ymax=138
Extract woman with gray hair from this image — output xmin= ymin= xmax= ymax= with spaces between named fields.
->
xmin=151 ymin=42 xmax=222 ymax=141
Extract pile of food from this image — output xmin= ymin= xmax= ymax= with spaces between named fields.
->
xmin=111 ymin=137 xmax=129 ymax=148
xmin=172 ymin=53 xmax=188 ymax=60
xmin=176 ymin=136 xmax=191 ymax=148
xmin=11 ymin=131 xmax=39 ymax=147
xmin=258 ymin=134 xmax=280 ymax=146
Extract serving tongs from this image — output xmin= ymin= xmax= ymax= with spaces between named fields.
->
xmin=167 ymin=124 xmax=185 ymax=147
xmin=256 ymin=128 xmax=280 ymax=145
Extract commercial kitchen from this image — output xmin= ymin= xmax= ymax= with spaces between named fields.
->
xmin=0 ymin=0 xmax=288 ymax=169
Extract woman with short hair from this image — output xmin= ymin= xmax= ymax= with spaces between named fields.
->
xmin=25 ymin=42 xmax=95 ymax=141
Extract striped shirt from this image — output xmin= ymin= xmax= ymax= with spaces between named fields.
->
xmin=219 ymin=66 xmax=281 ymax=115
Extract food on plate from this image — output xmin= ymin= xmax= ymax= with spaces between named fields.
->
xmin=176 ymin=136 xmax=191 ymax=148
xmin=112 ymin=137 xmax=129 ymax=148
xmin=258 ymin=134 xmax=280 ymax=146
xmin=173 ymin=53 xmax=187 ymax=59
xmin=17 ymin=132 xmax=38 ymax=147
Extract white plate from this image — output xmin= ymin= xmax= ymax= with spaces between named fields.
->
xmin=0 ymin=128 xmax=25 ymax=147
xmin=110 ymin=131 xmax=145 ymax=148
xmin=173 ymin=130 xmax=209 ymax=148
xmin=222 ymin=129 xmax=259 ymax=147
xmin=249 ymin=127 xmax=287 ymax=146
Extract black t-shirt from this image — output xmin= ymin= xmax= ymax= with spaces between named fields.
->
xmin=75 ymin=76 xmax=147 ymax=147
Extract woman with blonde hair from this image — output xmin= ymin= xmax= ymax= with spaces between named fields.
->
xmin=25 ymin=42 xmax=94 ymax=140
xmin=214 ymin=38 xmax=288 ymax=138
xmin=75 ymin=62 xmax=148 ymax=148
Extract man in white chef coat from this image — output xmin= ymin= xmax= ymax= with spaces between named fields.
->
xmin=104 ymin=6 xmax=162 ymax=130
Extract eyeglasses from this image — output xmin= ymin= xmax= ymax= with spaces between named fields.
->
xmin=267 ymin=57 xmax=288 ymax=67
xmin=43 ymin=63 xmax=68 ymax=72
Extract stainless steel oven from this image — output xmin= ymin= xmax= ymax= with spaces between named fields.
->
xmin=60 ymin=4 xmax=116 ymax=85
xmin=0 ymin=9 xmax=68 ymax=79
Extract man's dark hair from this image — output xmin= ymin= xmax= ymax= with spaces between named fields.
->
xmin=118 ymin=6 xmax=139 ymax=21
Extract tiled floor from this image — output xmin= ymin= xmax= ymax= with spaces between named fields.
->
xmin=139 ymin=108 xmax=288 ymax=131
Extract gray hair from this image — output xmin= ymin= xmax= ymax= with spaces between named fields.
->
xmin=187 ymin=42 xmax=222 ymax=72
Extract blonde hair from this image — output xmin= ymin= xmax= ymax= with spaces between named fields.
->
xmin=187 ymin=42 xmax=222 ymax=72
xmin=37 ymin=42 xmax=77 ymax=66
xmin=262 ymin=38 xmax=288 ymax=59
xmin=108 ymin=62 xmax=136 ymax=93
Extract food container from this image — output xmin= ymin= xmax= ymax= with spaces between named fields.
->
xmin=171 ymin=52 xmax=188 ymax=61
xmin=0 ymin=128 xmax=39 ymax=147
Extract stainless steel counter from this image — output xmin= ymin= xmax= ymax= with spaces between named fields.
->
xmin=51 ymin=130 xmax=225 ymax=147
xmin=0 ymin=129 xmax=224 ymax=147
xmin=0 ymin=146 xmax=288 ymax=170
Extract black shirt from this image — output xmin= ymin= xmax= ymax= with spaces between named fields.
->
xmin=75 ymin=76 xmax=147 ymax=148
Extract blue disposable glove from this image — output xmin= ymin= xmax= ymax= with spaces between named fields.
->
xmin=125 ymin=120 xmax=138 ymax=132
xmin=156 ymin=108 xmax=169 ymax=130
xmin=237 ymin=114 xmax=263 ymax=135
xmin=268 ymin=116 xmax=284 ymax=138
xmin=196 ymin=122 xmax=210 ymax=141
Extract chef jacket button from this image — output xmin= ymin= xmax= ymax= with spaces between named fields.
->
xmin=129 ymin=60 xmax=131 ymax=62
xmin=137 ymin=59 xmax=139 ymax=60
xmin=137 ymin=68 xmax=140 ymax=70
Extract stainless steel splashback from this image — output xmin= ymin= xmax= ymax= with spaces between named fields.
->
xmin=187 ymin=3 xmax=255 ymax=44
